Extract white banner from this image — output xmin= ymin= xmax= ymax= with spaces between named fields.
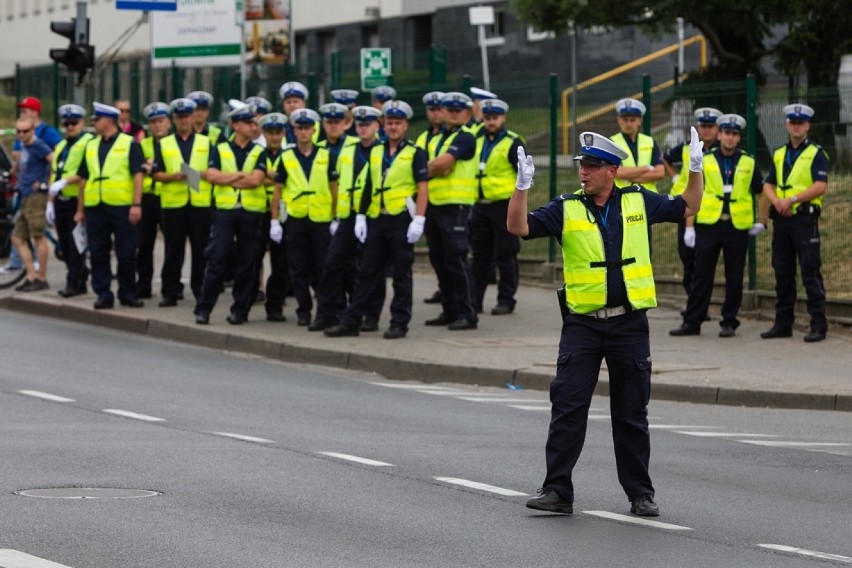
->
xmin=151 ymin=0 xmax=241 ymax=68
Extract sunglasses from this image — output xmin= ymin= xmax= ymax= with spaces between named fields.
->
xmin=118 ymin=108 xmax=131 ymax=114
xmin=63 ymin=120 xmax=80 ymax=127
xmin=16 ymin=128 xmax=32 ymax=134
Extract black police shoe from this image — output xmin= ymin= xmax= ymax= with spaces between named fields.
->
xmin=423 ymin=290 xmax=443 ymax=304
xmin=425 ymin=313 xmax=454 ymax=326
xmin=58 ymin=286 xmax=86 ymax=298
xmin=760 ymin=326 xmax=793 ymax=339
xmin=308 ymin=317 xmax=337 ymax=331
xmin=297 ymin=315 xmax=311 ymax=327
xmin=266 ymin=312 xmax=287 ymax=322
xmin=525 ymin=488 xmax=573 ymax=515
xmin=491 ymin=304 xmax=514 ymax=316
xmin=137 ymin=291 xmax=152 ymax=300
xmin=359 ymin=318 xmax=379 ymax=332
xmin=323 ymin=324 xmax=359 ymax=337
xmin=93 ymin=297 xmax=114 ymax=310
xmin=448 ymin=317 xmax=478 ymax=331
xmin=719 ymin=326 xmax=736 ymax=338
xmin=383 ymin=325 xmax=407 ymax=339
xmin=630 ymin=494 xmax=660 ymax=517
xmin=120 ymin=298 xmax=144 ymax=308
xmin=158 ymin=296 xmax=178 ymax=307
xmin=669 ymin=325 xmax=700 ymax=337
xmin=195 ymin=312 xmax=210 ymax=325
xmin=226 ymin=312 xmax=247 ymax=325
xmin=803 ymin=329 xmax=826 ymax=343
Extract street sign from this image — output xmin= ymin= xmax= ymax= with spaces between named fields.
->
xmin=151 ymin=0 xmax=241 ymax=68
xmin=360 ymin=48 xmax=392 ymax=92
xmin=117 ymin=0 xmax=177 ymax=11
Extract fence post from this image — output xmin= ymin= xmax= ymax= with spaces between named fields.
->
xmin=462 ymin=73 xmax=471 ymax=93
xmin=548 ymin=73 xmax=558 ymax=264
xmin=53 ymin=63 xmax=61 ymax=126
xmin=131 ymin=58 xmax=141 ymax=124
xmin=15 ymin=63 xmax=21 ymax=104
xmin=642 ymin=74 xmax=651 ymax=135
xmin=307 ymin=71 xmax=318 ymax=105
xmin=112 ymin=61 xmax=121 ymax=102
xmin=330 ymin=52 xmax=341 ymax=89
xmin=746 ymin=73 xmax=758 ymax=290
xmin=430 ymin=46 xmax=447 ymax=90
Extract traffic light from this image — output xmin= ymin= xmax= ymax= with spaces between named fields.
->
xmin=49 ymin=18 xmax=95 ymax=75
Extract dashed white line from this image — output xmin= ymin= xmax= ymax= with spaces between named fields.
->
xmin=102 ymin=409 xmax=165 ymax=422
xmin=672 ymin=431 xmax=775 ymax=438
xmin=738 ymin=441 xmax=851 ymax=448
xmin=17 ymin=390 xmax=75 ymax=403
xmin=0 ymin=549 xmax=73 ymax=567
xmin=433 ymin=477 xmax=528 ymax=496
xmin=457 ymin=396 xmax=547 ymax=403
xmin=369 ymin=382 xmax=458 ymax=391
xmin=759 ymin=544 xmax=852 ymax=563
xmin=210 ymin=432 xmax=275 ymax=444
xmin=588 ymin=415 xmax=612 ymax=420
xmin=649 ymin=425 xmax=723 ymax=430
xmin=414 ymin=389 xmax=468 ymax=395
xmin=506 ymin=405 xmax=551 ymax=411
xmin=318 ymin=452 xmax=394 ymax=467
xmin=583 ymin=511 xmax=693 ymax=531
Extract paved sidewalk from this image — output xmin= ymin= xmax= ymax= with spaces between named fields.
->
xmin=2 ymin=244 xmax=850 ymax=412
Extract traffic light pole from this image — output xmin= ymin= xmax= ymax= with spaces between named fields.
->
xmin=73 ymin=1 xmax=88 ymax=105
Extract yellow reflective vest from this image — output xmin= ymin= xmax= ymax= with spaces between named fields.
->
xmin=416 ymin=128 xmax=443 ymax=160
xmin=264 ymin=149 xmax=284 ymax=207
xmin=561 ymin=189 xmax=657 ymax=314
xmin=336 ymin=143 xmax=372 ymax=219
xmin=610 ymin=132 xmax=659 ymax=192
xmin=367 ymin=142 xmax=417 ymax=218
xmin=281 ymin=147 xmax=333 ymax=222
xmin=213 ymin=142 xmax=267 ymax=213
xmin=83 ymin=133 xmax=135 ymax=207
xmin=158 ymin=133 xmax=212 ymax=209
xmin=429 ymin=126 xmax=477 ymax=206
xmin=140 ymin=137 xmax=157 ymax=195
xmin=772 ymin=143 xmax=823 ymax=213
xmin=476 ymin=130 xmax=520 ymax=201
xmin=698 ymin=152 xmax=755 ymax=229
xmin=51 ymin=132 xmax=93 ymax=199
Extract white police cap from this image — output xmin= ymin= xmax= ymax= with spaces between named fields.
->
xmin=279 ymin=81 xmax=308 ymax=101
xmin=441 ymin=91 xmax=473 ymax=109
xmin=372 ymin=85 xmax=397 ymax=102
xmin=694 ymin=107 xmax=722 ymax=124
xmin=319 ymin=102 xmax=349 ymax=120
xmin=58 ymin=104 xmax=86 ymax=120
xmin=382 ymin=100 xmax=413 ymax=120
xmin=246 ymin=96 xmax=272 ymax=114
xmin=92 ymin=102 xmax=121 ymax=120
xmin=351 ymin=106 xmax=382 ymax=122
xmin=615 ymin=98 xmax=646 ymax=117
xmin=143 ymin=102 xmax=171 ymax=121
xmin=185 ymin=91 xmax=213 ymax=107
xmin=784 ymin=103 xmax=814 ymax=121
xmin=470 ymin=87 xmax=498 ymax=100
xmin=290 ymin=108 xmax=320 ymax=125
xmin=422 ymin=91 xmax=445 ymax=107
xmin=574 ymin=131 xmax=630 ymax=166
xmin=228 ymin=104 xmax=255 ymax=122
xmin=330 ymin=89 xmax=359 ymax=106
xmin=258 ymin=112 xmax=288 ymax=129
xmin=717 ymin=113 xmax=746 ymax=131
xmin=169 ymin=98 xmax=197 ymax=115
xmin=480 ymin=99 xmax=509 ymax=115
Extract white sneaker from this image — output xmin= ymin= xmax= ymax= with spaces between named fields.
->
xmin=0 ymin=263 xmax=23 ymax=274
xmin=33 ymin=260 xmax=40 ymax=272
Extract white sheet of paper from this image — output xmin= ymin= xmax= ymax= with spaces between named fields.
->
xmin=181 ymin=162 xmax=202 ymax=192
xmin=72 ymin=222 xmax=87 ymax=254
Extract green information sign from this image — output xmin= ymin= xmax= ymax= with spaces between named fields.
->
xmin=361 ymin=48 xmax=392 ymax=92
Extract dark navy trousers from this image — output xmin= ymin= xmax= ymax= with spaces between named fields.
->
xmin=771 ymin=212 xmax=826 ymax=332
xmin=424 ymin=204 xmax=477 ymax=323
xmin=470 ymin=199 xmax=520 ymax=311
xmin=86 ymin=203 xmax=138 ymax=303
xmin=54 ymin=197 xmax=88 ymax=290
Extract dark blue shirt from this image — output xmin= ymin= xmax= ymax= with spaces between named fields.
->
xmin=663 ymin=139 xmax=718 ymax=168
xmin=16 ymin=138 xmax=53 ymax=197
xmin=615 ymin=132 xmax=663 ymax=166
xmin=76 ymin=132 xmax=145 ymax=180
xmin=435 ymin=127 xmax=476 ymax=161
xmin=14 ymin=122 xmax=62 ymax=151
xmin=763 ymin=139 xmax=830 ymax=187
xmin=525 ymin=187 xmax=686 ymax=308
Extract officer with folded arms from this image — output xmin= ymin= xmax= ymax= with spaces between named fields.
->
xmin=46 ymin=104 xmax=93 ymax=297
xmin=610 ymin=98 xmax=664 ymax=192
xmin=759 ymin=103 xmax=830 ymax=343
xmin=186 ymin=91 xmax=225 ymax=145
xmin=509 ymin=128 xmax=704 ymax=518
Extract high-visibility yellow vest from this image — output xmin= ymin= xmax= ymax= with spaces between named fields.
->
xmin=610 ymin=132 xmax=658 ymax=192
xmin=51 ymin=132 xmax=93 ymax=199
xmin=561 ymin=189 xmax=657 ymax=314
xmin=671 ymin=144 xmax=690 ymax=196
xmin=281 ymin=147 xmax=333 ymax=222
xmin=429 ymin=126 xmax=477 ymax=206
xmin=208 ymin=124 xmax=222 ymax=144
xmin=264 ymin=149 xmax=284 ymax=206
xmin=367 ymin=142 xmax=417 ymax=218
xmin=318 ymin=135 xmax=358 ymax=153
xmin=336 ymin=144 xmax=371 ymax=219
xmin=140 ymin=137 xmax=156 ymax=195
xmin=213 ymin=142 xmax=267 ymax=213
xmin=159 ymin=133 xmax=212 ymax=209
xmin=698 ymin=152 xmax=755 ymax=229
xmin=772 ymin=143 xmax=823 ymax=213
xmin=416 ymin=129 xmax=443 ymax=160
xmin=83 ymin=133 xmax=135 ymax=207
xmin=476 ymin=130 xmax=520 ymax=201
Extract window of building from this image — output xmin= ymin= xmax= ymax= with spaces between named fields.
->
xmin=361 ymin=25 xmax=379 ymax=49
xmin=33 ymin=0 xmax=41 ymax=15
xmin=486 ymin=6 xmax=506 ymax=40
xmin=295 ymin=34 xmax=308 ymax=74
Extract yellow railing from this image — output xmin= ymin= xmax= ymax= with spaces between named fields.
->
xmin=561 ymin=35 xmax=707 ymax=155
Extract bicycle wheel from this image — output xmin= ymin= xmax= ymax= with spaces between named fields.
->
xmin=0 ymin=218 xmax=26 ymax=289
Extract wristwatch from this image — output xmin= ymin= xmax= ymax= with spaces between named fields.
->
xmin=791 ymin=195 xmax=799 ymax=203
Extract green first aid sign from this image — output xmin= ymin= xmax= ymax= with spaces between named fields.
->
xmin=361 ymin=48 xmax=392 ymax=92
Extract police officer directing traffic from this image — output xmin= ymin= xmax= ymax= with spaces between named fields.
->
xmin=508 ymin=128 xmax=705 ymax=517
xmin=758 ymin=103 xmax=830 ymax=342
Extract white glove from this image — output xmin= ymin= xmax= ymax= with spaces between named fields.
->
xmin=269 ymin=219 xmax=283 ymax=243
xmin=45 ymin=201 xmax=56 ymax=226
xmin=748 ymin=222 xmax=766 ymax=236
xmin=354 ymin=214 xmax=367 ymax=244
xmin=683 ymin=226 xmax=696 ymax=249
xmin=516 ymin=147 xmax=535 ymax=190
xmin=406 ymin=215 xmax=426 ymax=244
xmin=329 ymin=219 xmax=339 ymax=236
xmin=49 ymin=179 xmax=67 ymax=197
xmin=688 ymin=126 xmax=704 ymax=172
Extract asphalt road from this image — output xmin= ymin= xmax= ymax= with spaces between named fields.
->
xmin=1 ymin=311 xmax=850 ymax=567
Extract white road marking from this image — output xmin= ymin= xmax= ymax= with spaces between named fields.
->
xmin=0 ymin=549 xmax=73 ymax=567
xmin=649 ymin=425 xmax=723 ymax=430
xmin=210 ymin=432 xmax=275 ymax=444
xmin=369 ymin=382 xmax=459 ymax=391
xmin=17 ymin=390 xmax=75 ymax=403
xmin=102 ymin=409 xmax=165 ymax=422
xmin=583 ymin=511 xmax=693 ymax=531
xmin=738 ymin=441 xmax=851 ymax=447
xmin=672 ymin=431 xmax=775 ymax=438
xmin=758 ymin=544 xmax=852 ymax=563
xmin=588 ymin=415 xmax=612 ymax=420
xmin=457 ymin=396 xmax=546 ymax=403
xmin=318 ymin=452 xmax=394 ymax=467
xmin=506 ymin=405 xmax=551 ymax=411
xmin=415 ymin=389 xmax=468 ymax=395
xmin=433 ymin=477 xmax=528 ymax=497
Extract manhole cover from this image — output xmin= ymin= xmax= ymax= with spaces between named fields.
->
xmin=14 ymin=488 xmax=162 ymax=499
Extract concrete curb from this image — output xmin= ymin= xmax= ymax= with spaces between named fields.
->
xmin=3 ymin=295 xmax=850 ymax=413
